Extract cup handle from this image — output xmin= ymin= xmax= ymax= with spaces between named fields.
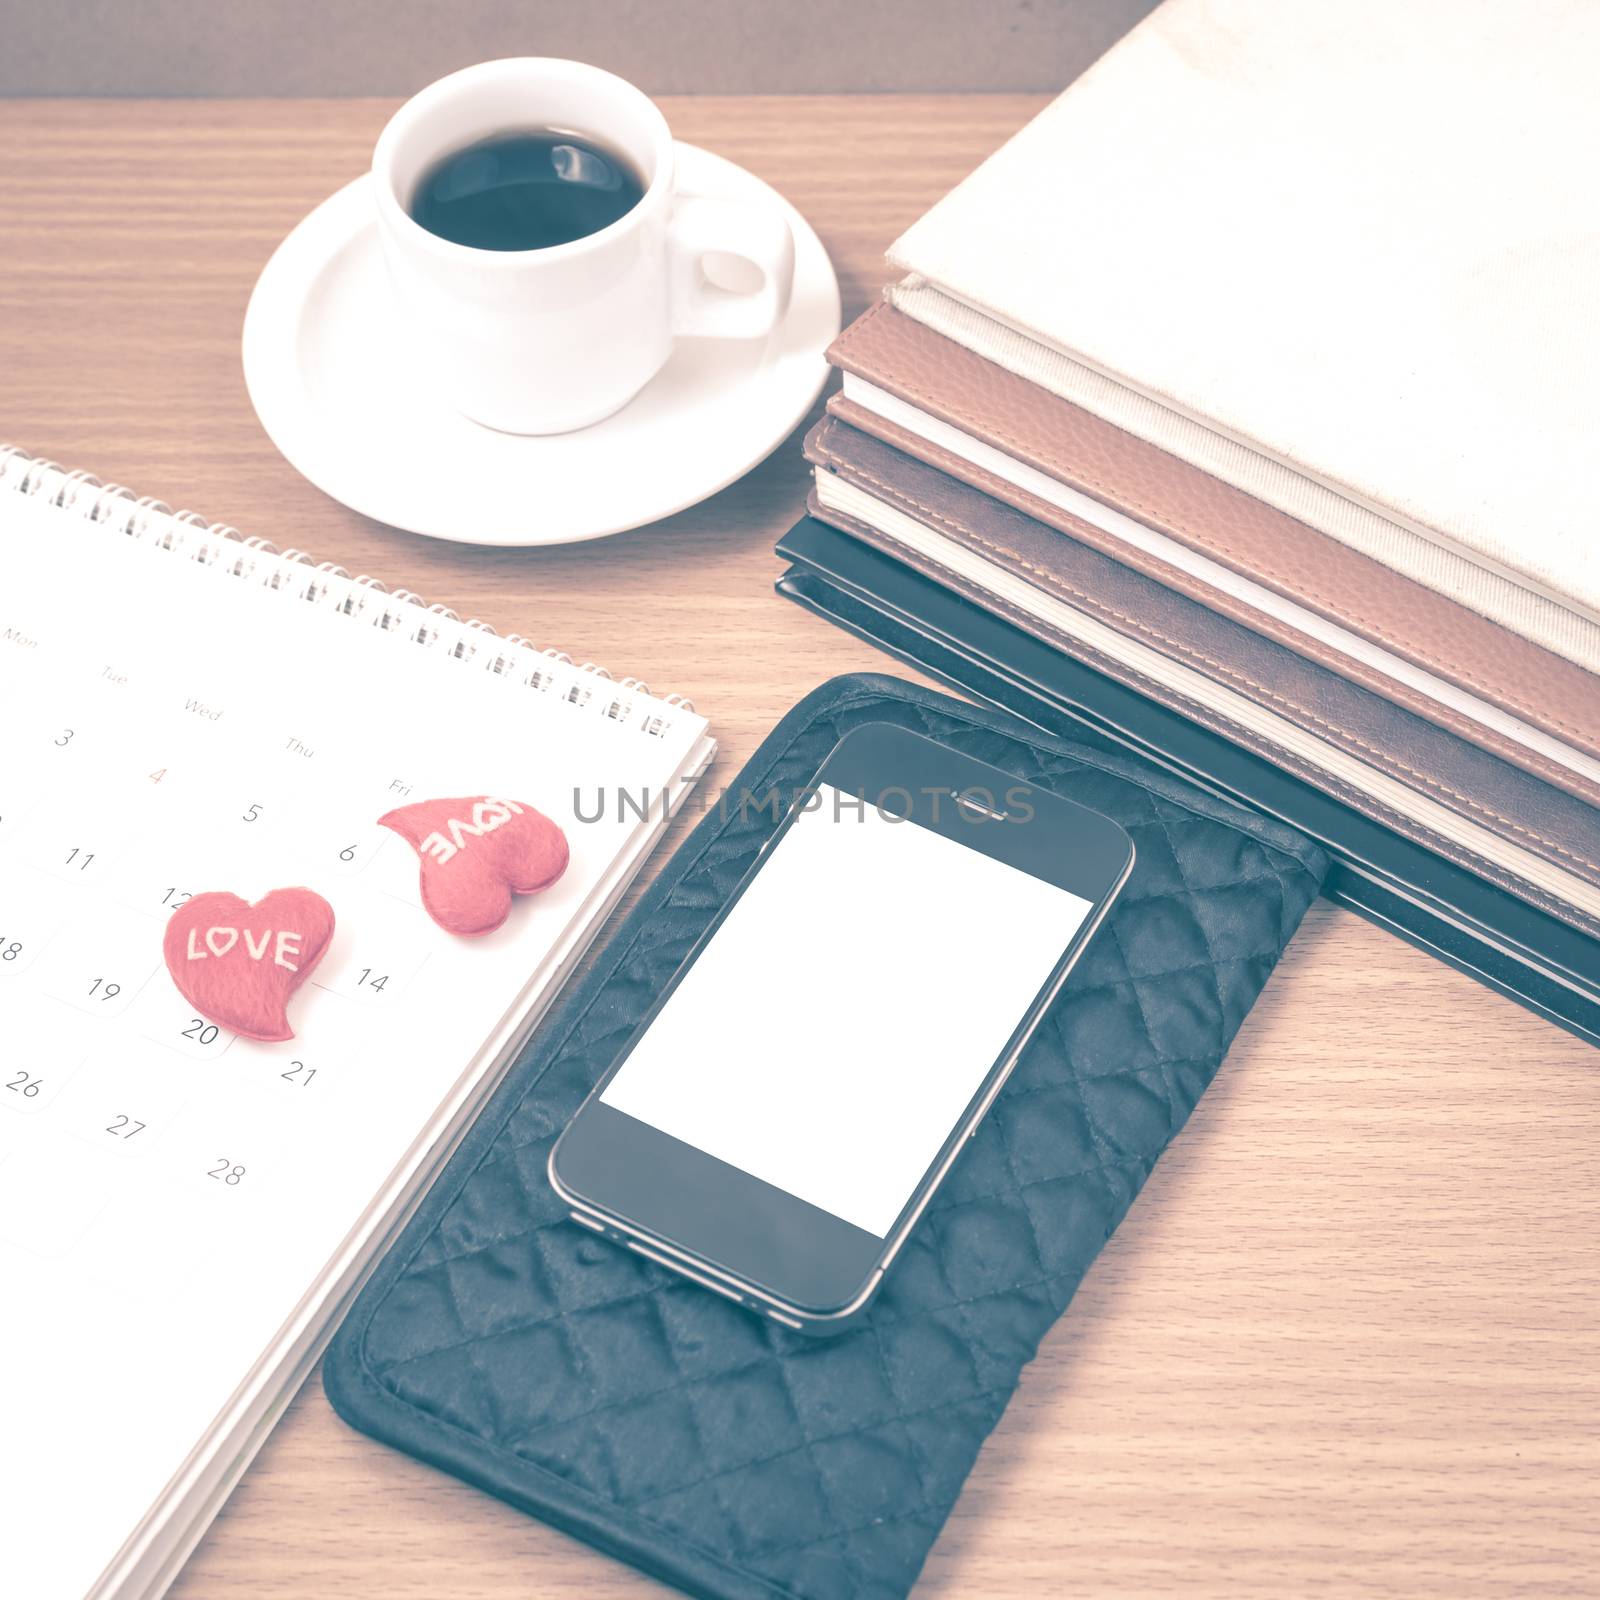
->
xmin=668 ymin=195 xmax=796 ymax=341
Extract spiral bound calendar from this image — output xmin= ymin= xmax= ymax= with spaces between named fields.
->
xmin=0 ymin=448 xmax=715 ymax=1600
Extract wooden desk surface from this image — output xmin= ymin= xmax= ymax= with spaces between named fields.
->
xmin=2 ymin=96 xmax=1596 ymax=1600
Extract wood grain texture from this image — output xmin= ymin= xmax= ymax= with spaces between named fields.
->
xmin=0 ymin=97 xmax=1595 ymax=1600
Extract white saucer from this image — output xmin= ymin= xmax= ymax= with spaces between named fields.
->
xmin=242 ymin=145 xmax=840 ymax=545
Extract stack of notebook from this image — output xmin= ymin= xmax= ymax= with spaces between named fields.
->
xmin=778 ymin=0 xmax=1600 ymax=1043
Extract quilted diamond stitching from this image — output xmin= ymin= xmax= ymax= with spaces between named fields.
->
xmin=341 ymin=682 xmax=1326 ymax=1600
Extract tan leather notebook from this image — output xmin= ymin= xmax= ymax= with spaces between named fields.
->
xmin=828 ymin=303 xmax=1600 ymax=811
xmin=805 ymin=415 xmax=1600 ymax=938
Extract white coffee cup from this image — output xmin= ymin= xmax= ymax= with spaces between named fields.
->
xmin=372 ymin=58 xmax=796 ymax=435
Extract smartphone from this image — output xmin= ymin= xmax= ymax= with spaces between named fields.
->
xmin=549 ymin=722 xmax=1134 ymax=1334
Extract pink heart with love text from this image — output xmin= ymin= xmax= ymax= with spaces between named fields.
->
xmin=379 ymin=796 xmax=568 ymax=936
xmin=163 ymin=887 xmax=336 ymax=1042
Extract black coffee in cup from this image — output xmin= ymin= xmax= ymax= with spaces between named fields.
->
xmin=410 ymin=130 xmax=646 ymax=251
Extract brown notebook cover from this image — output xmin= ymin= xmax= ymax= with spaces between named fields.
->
xmin=827 ymin=303 xmax=1600 ymax=806
xmin=805 ymin=416 xmax=1600 ymax=936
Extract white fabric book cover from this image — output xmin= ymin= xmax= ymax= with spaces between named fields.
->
xmin=886 ymin=0 xmax=1600 ymax=657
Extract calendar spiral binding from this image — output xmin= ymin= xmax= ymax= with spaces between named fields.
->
xmin=0 ymin=445 xmax=694 ymax=738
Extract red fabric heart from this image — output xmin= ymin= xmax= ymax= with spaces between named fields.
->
xmin=163 ymin=888 xmax=336 ymax=1043
xmin=379 ymin=796 xmax=568 ymax=936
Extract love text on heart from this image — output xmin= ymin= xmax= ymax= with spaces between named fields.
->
xmin=185 ymin=925 xmax=306 ymax=971
xmin=419 ymin=798 xmax=527 ymax=866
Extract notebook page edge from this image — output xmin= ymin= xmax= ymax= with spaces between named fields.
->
xmin=836 ymin=376 xmax=1600 ymax=791
xmin=813 ymin=472 xmax=1600 ymax=923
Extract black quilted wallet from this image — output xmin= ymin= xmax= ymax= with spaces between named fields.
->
xmin=325 ymin=674 xmax=1328 ymax=1600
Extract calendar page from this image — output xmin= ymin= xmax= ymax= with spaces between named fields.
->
xmin=0 ymin=479 xmax=711 ymax=1600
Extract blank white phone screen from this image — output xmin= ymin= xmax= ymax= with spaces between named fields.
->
xmin=600 ymin=783 xmax=1094 ymax=1236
